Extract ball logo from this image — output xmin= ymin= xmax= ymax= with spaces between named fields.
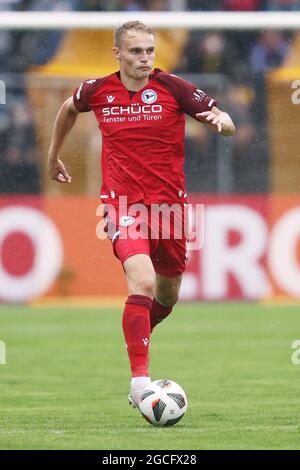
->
xmin=142 ymin=89 xmax=157 ymax=104
xmin=119 ymin=216 xmax=135 ymax=227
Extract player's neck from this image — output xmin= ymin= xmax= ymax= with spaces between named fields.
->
xmin=119 ymin=71 xmax=149 ymax=92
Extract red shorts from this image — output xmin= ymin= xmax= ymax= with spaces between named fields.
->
xmin=104 ymin=203 xmax=188 ymax=277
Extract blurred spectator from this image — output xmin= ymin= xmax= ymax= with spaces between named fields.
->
xmin=187 ymin=0 xmax=221 ymax=9
xmin=0 ymin=0 xmax=23 ymax=9
xmin=222 ymin=83 xmax=267 ymax=192
xmin=0 ymin=105 xmax=10 ymax=152
xmin=249 ymin=31 xmax=290 ymax=123
xmin=174 ymin=31 xmax=240 ymax=77
xmin=30 ymin=0 xmax=77 ymax=9
xmin=122 ymin=0 xmax=144 ymax=11
xmin=222 ymin=0 xmax=260 ymax=10
xmin=146 ymin=0 xmax=169 ymax=9
xmin=249 ymin=31 xmax=289 ymax=74
xmin=79 ymin=0 xmax=113 ymax=10
xmin=266 ymin=0 xmax=300 ymax=10
xmin=184 ymin=117 xmax=218 ymax=192
xmin=0 ymin=0 xmax=29 ymax=39
xmin=5 ymin=0 xmax=300 ymax=10
xmin=78 ymin=0 xmax=147 ymax=10
xmin=184 ymin=81 xmax=268 ymax=193
xmin=0 ymin=95 xmax=40 ymax=194
xmin=0 ymin=31 xmax=14 ymax=71
xmin=0 ymin=0 xmax=84 ymax=72
xmin=12 ymin=0 xmax=73 ymax=9
xmin=169 ymin=0 xmax=185 ymax=9
xmin=5 ymin=28 xmax=64 ymax=71
xmin=222 ymin=84 xmax=256 ymax=159
xmin=222 ymin=0 xmax=262 ymax=71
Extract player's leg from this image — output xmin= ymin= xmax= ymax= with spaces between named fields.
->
xmin=149 ymin=202 xmax=187 ymax=331
xmin=104 ymin=204 xmax=156 ymax=405
xmin=150 ymin=273 xmax=182 ymax=332
xmin=124 ymin=253 xmax=156 ymax=297
xmin=122 ymin=253 xmax=156 ymax=406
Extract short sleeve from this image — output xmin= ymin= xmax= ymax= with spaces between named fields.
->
xmin=73 ymin=79 xmax=95 ymax=113
xmin=156 ymin=72 xmax=217 ymax=119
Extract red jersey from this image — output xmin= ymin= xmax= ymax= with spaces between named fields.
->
xmin=73 ymin=68 xmax=216 ymax=205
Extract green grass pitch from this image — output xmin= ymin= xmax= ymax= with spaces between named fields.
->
xmin=0 ymin=302 xmax=300 ymax=450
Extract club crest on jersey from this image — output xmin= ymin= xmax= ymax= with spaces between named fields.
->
xmin=142 ymin=89 xmax=157 ymax=104
xmin=119 ymin=215 xmax=135 ymax=227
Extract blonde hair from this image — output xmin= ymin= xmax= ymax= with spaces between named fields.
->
xmin=114 ymin=21 xmax=155 ymax=48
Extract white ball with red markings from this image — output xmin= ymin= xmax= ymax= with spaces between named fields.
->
xmin=139 ymin=379 xmax=188 ymax=427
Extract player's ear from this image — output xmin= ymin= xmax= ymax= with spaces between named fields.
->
xmin=113 ymin=47 xmax=121 ymax=61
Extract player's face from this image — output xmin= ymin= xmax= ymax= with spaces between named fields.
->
xmin=113 ymin=31 xmax=155 ymax=81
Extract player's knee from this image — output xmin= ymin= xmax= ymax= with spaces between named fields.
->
xmin=130 ymin=274 xmax=156 ymax=298
xmin=139 ymin=275 xmax=156 ymax=297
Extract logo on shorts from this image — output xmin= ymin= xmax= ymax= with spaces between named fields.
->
xmin=142 ymin=89 xmax=157 ymax=104
xmin=119 ymin=215 xmax=135 ymax=227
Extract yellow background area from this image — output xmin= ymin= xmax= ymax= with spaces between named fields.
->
xmin=267 ymin=31 xmax=300 ymax=193
xmin=32 ymin=29 xmax=188 ymax=77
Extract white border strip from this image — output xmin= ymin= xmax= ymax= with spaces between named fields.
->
xmin=0 ymin=11 xmax=300 ymax=30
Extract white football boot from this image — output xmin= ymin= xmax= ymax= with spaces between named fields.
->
xmin=128 ymin=377 xmax=151 ymax=409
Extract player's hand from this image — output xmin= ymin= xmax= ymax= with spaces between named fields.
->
xmin=196 ymin=111 xmax=225 ymax=133
xmin=48 ymin=157 xmax=72 ymax=184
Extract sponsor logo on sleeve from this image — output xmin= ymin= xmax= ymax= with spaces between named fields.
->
xmin=193 ymin=89 xmax=205 ymax=102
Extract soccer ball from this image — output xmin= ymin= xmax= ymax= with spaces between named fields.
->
xmin=139 ymin=379 xmax=187 ymax=427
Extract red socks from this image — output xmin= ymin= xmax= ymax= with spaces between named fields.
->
xmin=122 ymin=295 xmax=174 ymax=378
xmin=150 ymin=298 xmax=173 ymax=332
xmin=122 ymin=294 xmax=152 ymax=377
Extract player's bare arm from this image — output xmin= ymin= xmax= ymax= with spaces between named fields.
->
xmin=48 ymin=97 xmax=79 ymax=183
xmin=196 ymin=106 xmax=236 ymax=137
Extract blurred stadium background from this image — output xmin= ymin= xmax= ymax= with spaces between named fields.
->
xmin=1 ymin=0 xmax=300 ymax=451
xmin=1 ymin=0 xmax=300 ymax=305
